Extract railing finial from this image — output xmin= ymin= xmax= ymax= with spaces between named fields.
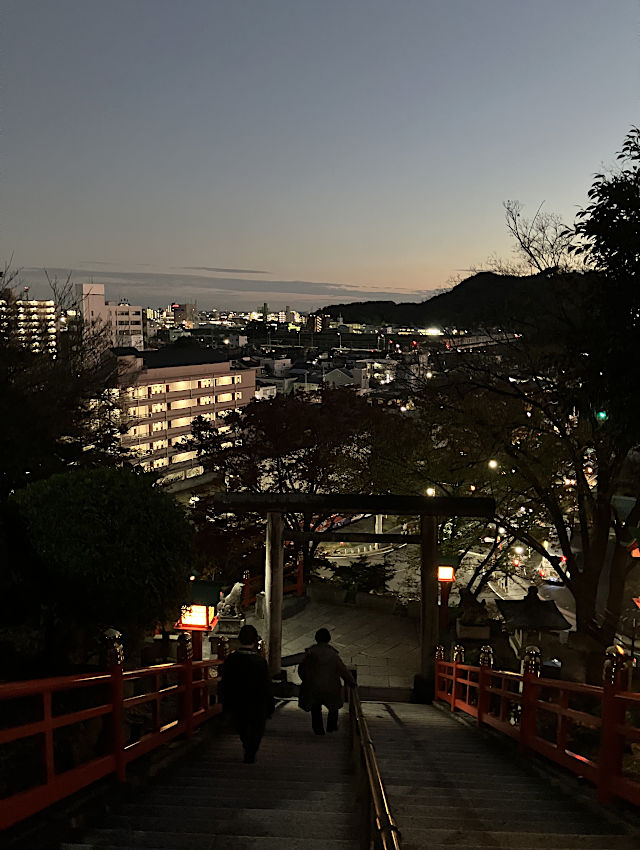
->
xmin=479 ymin=645 xmax=494 ymax=668
xmin=522 ymin=645 xmax=541 ymax=676
xmin=603 ymin=645 xmax=630 ymax=687
xmin=102 ymin=628 xmax=124 ymax=668
xmin=452 ymin=644 xmax=465 ymax=663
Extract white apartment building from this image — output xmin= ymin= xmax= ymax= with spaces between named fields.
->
xmin=117 ymin=348 xmax=256 ymax=484
xmin=0 ymin=294 xmax=57 ymax=355
xmin=75 ymin=283 xmax=144 ymax=348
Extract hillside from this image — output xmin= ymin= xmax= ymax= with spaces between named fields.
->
xmin=323 ymin=271 xmax=595 ymax=329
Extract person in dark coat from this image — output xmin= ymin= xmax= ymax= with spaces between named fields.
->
xmin=221 ymin=624 xmax=274 ymax=763
xmin=298 ymin=628 xmax=355 ymax=735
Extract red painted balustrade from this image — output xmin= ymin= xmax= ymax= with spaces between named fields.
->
xmin=436 ymin=659 xmax=640 ymax=807
xmin=241 ymin=556 xmax=305 ymax=609
xmin=0 ymin=656 xmax=223 ymax=830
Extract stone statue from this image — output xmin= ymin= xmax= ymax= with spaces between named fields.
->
xmin=217 ymin=582 xmax=245 ymax=618
xmin=458 ymin=587 xmax=490 ymax=626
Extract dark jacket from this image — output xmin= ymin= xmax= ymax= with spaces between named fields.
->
xmin=221 ymin=647 xmax=274 ymax=718
xmin=298 ymin=643 xmax=355 ymax=711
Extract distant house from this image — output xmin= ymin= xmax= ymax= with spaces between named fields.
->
xmin=323 ymin=367 xmax=368 ymax=392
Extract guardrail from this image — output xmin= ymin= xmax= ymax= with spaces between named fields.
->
xmin=435 ymin=657 xmax=640 ymax=806
xmin=0 ymin=653 xmax=223 ymax=830
xmin=348 ymin=685 xmax=401 ymax=850
xmin=241 ymin=558 xmax=304 ymax=609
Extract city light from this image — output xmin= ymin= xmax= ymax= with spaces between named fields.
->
xmin=488 ymin=459 xmax=498 ymax=469
xmin=426 ymin=487 xmax=436 ymax=497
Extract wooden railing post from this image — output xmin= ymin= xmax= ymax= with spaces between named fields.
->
xmin=477 ymin=644 xmax=493 ymax=728
xmin=451 ymin=644 xmax=464 ymax=711
xmin=178 ymin=632 xmax=194 ymax=740
xmin=105 ymin=630 xmax=126 ymax=782
xmin=597 ymin=646 xmax=629 ymax=803
xmin=519 ymin=646 xmax=541 ymax=755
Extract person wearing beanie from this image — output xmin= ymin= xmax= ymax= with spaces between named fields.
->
xmin=298 ymin=628 xmax=355 ymax=735
xmin=220 ymin=624 xmax=274 ymax=763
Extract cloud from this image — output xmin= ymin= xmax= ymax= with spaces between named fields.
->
xmin=179 ymin=266 xmax=271 ymax=275
xmin=20 ymin=266 xmax=432 ymax=310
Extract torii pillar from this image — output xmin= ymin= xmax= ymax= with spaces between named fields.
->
xmin=420 ymin=515 xmax=439 ymax=701
xmin=264 ymin=511 xmax=284 ymax=676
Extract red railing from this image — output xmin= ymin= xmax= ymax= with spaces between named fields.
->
xmin=241 ymin=556 xmax=305 ymax=609
xmin=0 ymin=656 xmax=223 ymax=830
xmin=436 ymin=660 xmax=640 ymax=806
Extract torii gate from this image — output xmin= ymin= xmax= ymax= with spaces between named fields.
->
xmin=209 ymin=493 xmax=495 ymax=697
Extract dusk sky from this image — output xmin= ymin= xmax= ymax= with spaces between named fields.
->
xmin=4 ymin=1 xmax=639 ymax=310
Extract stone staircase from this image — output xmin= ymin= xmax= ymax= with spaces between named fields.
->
xmin=362 ymin=701 xmax=638 ymax=849
xmin=61 ymin=699 xmax=360 ymax=850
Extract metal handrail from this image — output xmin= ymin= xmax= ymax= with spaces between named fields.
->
xmin=349 ymin=685 xmax=401 ymax=850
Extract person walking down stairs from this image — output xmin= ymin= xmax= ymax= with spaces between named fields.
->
xmin=220 ymin=624 xmax=274 ymax=763
xmin=298 ymin=628 xmax=355 ymax=735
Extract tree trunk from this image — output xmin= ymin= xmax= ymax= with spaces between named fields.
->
xmin=602 ymin=543 xmax=630 ymax=646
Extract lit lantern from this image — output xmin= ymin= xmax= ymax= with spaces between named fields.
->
xmin=437 ymin=565 xmax=455 ymax=583
xmin=176 ymin=604 xmax=218 ymax=632
xmin=437 ymin=562 xmax=456 ymax=634
xmin=175 ymin=579 xmax=224 ymax=632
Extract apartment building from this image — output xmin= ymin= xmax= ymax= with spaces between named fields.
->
xmin=75 ymin=283 xmax=144 ymax=348
xmin=117 ymin=348 xmax=256 ymax=484
xmin=0 ymin=290 xmax=57 ymax=355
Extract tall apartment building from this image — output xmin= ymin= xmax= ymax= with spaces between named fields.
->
xmin=0 ymin=289 xmax=57 ymax=355
xmin=75 ymin=283 xmax=144 ymax=348
xmin=116 ymin=348 xmax=257 ymax=484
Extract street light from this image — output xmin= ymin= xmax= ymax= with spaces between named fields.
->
xmin=488 ymin=459 xmax=498 ymax=470
xmin=426 ymin=487 xmax=436 ymax=497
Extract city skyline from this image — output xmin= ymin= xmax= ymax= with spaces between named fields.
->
xmin=3 ymin=0 xmax=639 ymax=310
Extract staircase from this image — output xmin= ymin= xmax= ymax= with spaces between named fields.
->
xmin=62 ymin=699 xmax=359 ymax=850
xmin=362 ymin=701 xmax=638 ymax=849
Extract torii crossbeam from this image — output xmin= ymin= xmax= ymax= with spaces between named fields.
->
xmin=209 ymin=493 xmax=495 ymax=699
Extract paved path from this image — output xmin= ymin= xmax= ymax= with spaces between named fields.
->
xmin=246 ymin=599 xmax=420 ymax=689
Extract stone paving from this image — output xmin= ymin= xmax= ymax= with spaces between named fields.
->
xmin=246 ymin=600 xmax=421 ymax=688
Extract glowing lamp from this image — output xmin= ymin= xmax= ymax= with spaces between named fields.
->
xmin=175 ymin=579 xmax=224 ymax=632
xmin=437 ymin=565 xmax=455 ymax=583
xmin=176 ymin=604 xmax=218 ymax=632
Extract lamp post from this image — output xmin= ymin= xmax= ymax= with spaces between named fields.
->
xmin=437 ymin=563 xmax=455 ymax=636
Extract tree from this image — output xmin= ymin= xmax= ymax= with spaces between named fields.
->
xmin=474 ymin=200 xmax=577 ymax=276
xmin=190 ymin=389 xmax=388 ymax=578
xmin=408 ymin=128 xmax=640 ymax=654
xmin=1 ymin=467 xmax=194 ymax=677
xmin=0 ymin=265 xmax=127 ymax=499
xmin=329 ymin=553 xmax=394 ymax=595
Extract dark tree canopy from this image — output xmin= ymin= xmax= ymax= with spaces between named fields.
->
xmin=1 ymin=467 xmax=194 ymax=676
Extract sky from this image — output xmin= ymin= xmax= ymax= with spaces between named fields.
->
xmin=3 ymin=0 xmax=639 ymax=311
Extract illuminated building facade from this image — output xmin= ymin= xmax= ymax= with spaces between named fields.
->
xmin=117 ymin=348 xmax=256 ymax=484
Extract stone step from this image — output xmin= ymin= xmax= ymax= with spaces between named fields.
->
xmin=64 ymin=836 xmax=359 ymax=850
xmin=394 ymin=814 xmax=616 ymax=833
xmin=393 ymin=802 xmax=587 ymax=818
xmin=399 ymin=830 xmax=638 ymax=849
xmin=116 ymin=803 xmax=357 ymax=822
xmin=141 ymin=792 xmax=356 ymax=810
xmin=151 ymin=777 xmax=354 ymax=792
xmin=90 ymin=813 xmax=359 ymax=840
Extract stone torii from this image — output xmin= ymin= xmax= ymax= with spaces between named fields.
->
xmin=208 ymin=493 xmax=495 ymax=697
